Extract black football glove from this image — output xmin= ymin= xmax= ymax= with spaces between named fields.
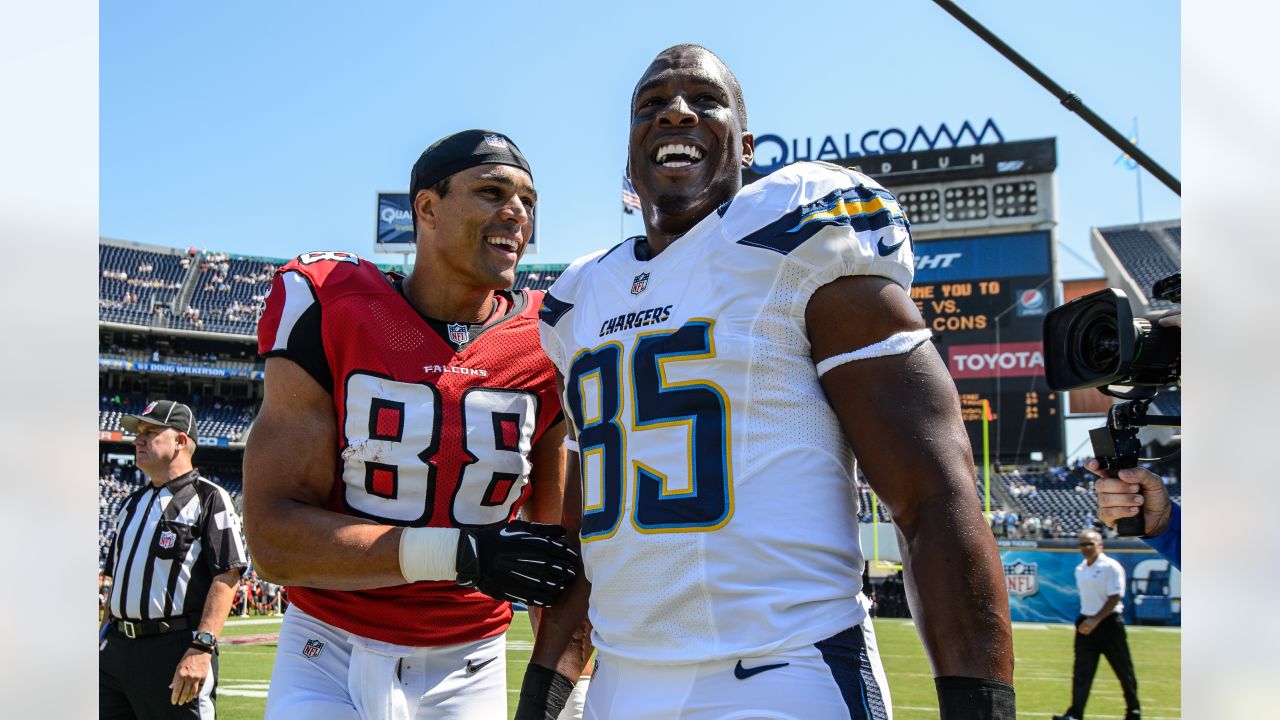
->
xmin=456 ymin=520 xmax=579 ymax=607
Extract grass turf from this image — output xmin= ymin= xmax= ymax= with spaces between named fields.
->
xmin=214 ymin=615 xmax=1180 ymax=719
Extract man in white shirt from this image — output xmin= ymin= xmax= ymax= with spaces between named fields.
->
xmin=1054 ymin=530 xmax=1141 ymax=720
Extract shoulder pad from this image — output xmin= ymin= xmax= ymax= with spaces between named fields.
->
xmin=725 ymin=162 xmax=909 ymax=257
xmin=544 ymin=248 xmax=609 ymax=303
xmin=517 ymin=288 xmax=545 ymax=320
xmin=279 ymin=251 xmax=390 ymax=297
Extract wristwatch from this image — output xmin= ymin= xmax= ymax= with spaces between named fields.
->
xmin=191 ymin=631 xmax=217 ymax=652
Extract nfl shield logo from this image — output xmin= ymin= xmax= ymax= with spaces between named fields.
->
xmin=303 ymin=638 xmax=325 ymax=659
xmin=631 ymin=272 xmax=650 ymax=296
xmin=447 ymin=323 xmax=470 ymax=346
xmin=1004 ymin=560 xmax=1039 ymax=598
xmin=158 ymin=531 xmax=177 ymax=549
xmin=142 ymin=401 xmax=158 ymax=415
xmin=483 ymin=134 xmax=508 ymax=148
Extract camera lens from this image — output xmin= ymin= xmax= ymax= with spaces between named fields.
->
xmin=1078 ymin=314 xmax=1119 ymax=373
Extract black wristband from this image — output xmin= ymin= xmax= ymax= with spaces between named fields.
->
xmin=935 ymin=676 xmax=1016 ymax=720
xmin=514 ymin=663 xmax=574 ymax=720
xmin=188 ymin=642 xmax=214 ymax=654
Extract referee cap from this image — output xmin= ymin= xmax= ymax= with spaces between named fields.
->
xmin=122 ymin=399 xmax=198 ymax=440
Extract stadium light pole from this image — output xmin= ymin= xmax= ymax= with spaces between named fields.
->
xmin=932 ymin=0 xmax=1181 ymax=197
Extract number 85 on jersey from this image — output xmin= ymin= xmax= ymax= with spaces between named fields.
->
xmin=565 ymin=319 xmax=733 ymax=541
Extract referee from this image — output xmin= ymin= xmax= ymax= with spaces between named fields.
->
xmin=100 ymin=400 xmax=248 ymax=719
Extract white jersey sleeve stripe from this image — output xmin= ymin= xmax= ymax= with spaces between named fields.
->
xmin=271 ymin=271 xmax=316 ymax=353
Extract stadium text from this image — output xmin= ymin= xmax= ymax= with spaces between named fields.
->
xmin=910 ymin=280 xmax=1005 ymax=333
xmin=947 ymin=342 xmax=1045 ymax=379
xmin=750 ymin=119 xmax=1005 ymax=175
xmin=381 ymin=206 xmax=411 ymax=225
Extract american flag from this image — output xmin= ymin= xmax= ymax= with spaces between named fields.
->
xmin=622 ymin=175 xmax=641 ymax=213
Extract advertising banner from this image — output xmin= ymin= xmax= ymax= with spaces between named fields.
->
xmin=913 ymin=231 xmax=1051 ymax=284
xmin=376 ymin=192 xmax=415 ymax=251
xmin=98 ymin=359 xmax=265 ymax=381
xmin=910 ymin=231 xmax=1062 ymax=461
xmin=376 ymin=191 xmax=539 ymax=255
xmin=1000 ymin=547 xmax=1180 ymax=626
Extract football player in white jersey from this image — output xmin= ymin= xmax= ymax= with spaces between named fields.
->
xmin=515 ymin=45 xmax=1015 ymax=720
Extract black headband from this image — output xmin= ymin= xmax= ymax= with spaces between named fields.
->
xmin=410 ymin=129 xmax=532 ymax=205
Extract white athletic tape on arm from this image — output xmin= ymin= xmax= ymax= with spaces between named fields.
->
xmin=563 ymin=437 xmax=580 ymax=453
xmin=815 ymin=328 xmax=933 ymax=378
xmin=399 ymin=527 xmax=462 ymax=583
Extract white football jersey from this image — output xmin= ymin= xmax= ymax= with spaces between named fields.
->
xmin=539 ymin=161 xmax=915 ymax=663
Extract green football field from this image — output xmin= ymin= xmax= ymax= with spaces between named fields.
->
xmin=216 ymin=614 xmax=1180 ymax=719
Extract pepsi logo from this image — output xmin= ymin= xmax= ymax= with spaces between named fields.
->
xmin=1019 ymin=289 xmax=1045 ymax=310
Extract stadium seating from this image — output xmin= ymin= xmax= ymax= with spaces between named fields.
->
xmin=172 ymin=254 xmax=276 ymax=335
xmin=99 ymin=394 xmax=147 ymax=432
xmin=99 ymin=395 xmax=257 ymax=443
xmin=99 ymin=243 xmax=190 ymax=326
xmin=513 ymin=269 xmax=563 ymax=291
xmin=1013 ymin=484 xmax=1096 ymax=535
xmin=1096 ymin=224 xmax=1180 ymax=308
xmin=196 ymin=403 xmax=256 ymax=442
xmin=100 ymin=239 xmax=568 ymax=336
xmin=98 ymin=462 xmax=148 ymax=568
xmin=854 ymin=473 xmax=1006 ymax=525
xmin=101 ymin=346 xmax=261 ymax=372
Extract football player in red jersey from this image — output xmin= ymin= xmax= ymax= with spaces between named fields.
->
xmin=244 ymin=129 xmax=578 ymax=719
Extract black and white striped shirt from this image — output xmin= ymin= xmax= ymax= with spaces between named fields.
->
xmin=105 ymin=470 xmax=248 ymax=622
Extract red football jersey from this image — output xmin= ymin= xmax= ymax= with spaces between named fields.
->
xmin=256 ymin=251 xmax=561 ymax=646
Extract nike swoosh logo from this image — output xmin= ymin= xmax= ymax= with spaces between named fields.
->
xmin=877 ymin=235 xmax=906 ymax=257
xmin=734 ymin=659 xmax=790 ymax=680
xmin=466 ymin=656 xmax=498 ymax=674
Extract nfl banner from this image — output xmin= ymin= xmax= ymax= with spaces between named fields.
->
xmin=999 ymin=547 xmax=1180 ymax=626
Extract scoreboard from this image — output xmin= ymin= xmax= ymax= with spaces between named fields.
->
xmin=912 ymin=231 xmax=1064 ymax=462
xmin=742 ymin=135 xmax=1066 ymax=462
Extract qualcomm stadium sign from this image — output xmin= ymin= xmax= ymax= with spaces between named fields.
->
xmin=750 ymin=118 xmax=1005 ymax=175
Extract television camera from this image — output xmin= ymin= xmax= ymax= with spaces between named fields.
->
xmin=1043 ymin=272 xmax=1180 ymax=536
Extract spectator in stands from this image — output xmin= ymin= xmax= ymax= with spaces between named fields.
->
xmin=1026 ymin=515 xmax=1042 ymax=539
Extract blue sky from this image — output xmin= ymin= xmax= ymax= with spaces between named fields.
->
xmin=101 ymin=1 xmax=1179 ymax=279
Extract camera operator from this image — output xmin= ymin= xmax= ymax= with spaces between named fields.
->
xmin=1087 ymin=309 xmax=1181 ymax=569
xmin=1086 ymin=459 xmax=1180 ymax=569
